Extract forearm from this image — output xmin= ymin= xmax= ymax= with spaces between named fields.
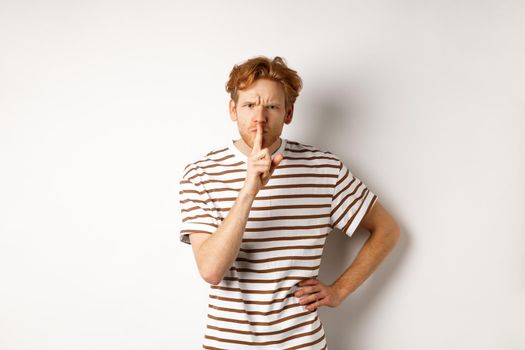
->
xmin=197 ymin=187 xmax=255 ymax=284
xmin=331 ymin=228 xmax=400 ymax=300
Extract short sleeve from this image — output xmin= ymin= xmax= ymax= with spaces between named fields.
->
xmin=330 ymin=160 xmax=378 ymax=238
xmin=178 ymin=164 xmax=221 ymax=245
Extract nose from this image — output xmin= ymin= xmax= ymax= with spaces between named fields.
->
xmin=253 ymin=105 xmax=267 ymax=125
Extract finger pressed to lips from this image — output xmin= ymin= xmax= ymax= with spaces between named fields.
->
xmin=251 ymin=127 xmax=263 ymax=155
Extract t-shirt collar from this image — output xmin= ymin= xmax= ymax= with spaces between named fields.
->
xmin=228 ymin=137 xmax=287 ymax=164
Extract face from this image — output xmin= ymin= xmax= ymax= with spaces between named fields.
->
xmin=229 ymin=78 xmax=293 ymax=150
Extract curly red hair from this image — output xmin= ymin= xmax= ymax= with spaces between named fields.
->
xmin=225 ymin=56 xmax=303 ymax=111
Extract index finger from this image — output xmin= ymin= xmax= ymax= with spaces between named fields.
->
xmin=251 ymin=123 xmax=263 ymax=154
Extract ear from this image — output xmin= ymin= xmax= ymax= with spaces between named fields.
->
xmin=284 ymin=104 xmax=294 ymax=124
xmin=229 ymin=99 xmax=237 ymax=121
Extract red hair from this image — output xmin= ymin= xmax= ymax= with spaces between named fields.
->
xmin=225 ymin=56 xmax=303 ymax=111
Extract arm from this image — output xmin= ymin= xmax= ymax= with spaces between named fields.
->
xmin=294 ymin=199 xmax=400 ymax=311
xmin=330 ymin=200 xmax=401 ymax=300
xmin=189 ymin=124 xmax=284 ymax=285
xmin=190 ymin=187 xmax=256 ymax=285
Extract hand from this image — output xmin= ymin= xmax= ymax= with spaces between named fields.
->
xmin=294 ymin=278 xmax=345 ymax=312
xmin=243 ymin=124 xmax=284 ymax=195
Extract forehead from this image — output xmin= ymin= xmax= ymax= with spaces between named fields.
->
xmin=238 ymin=79 xmax=285 ymax=102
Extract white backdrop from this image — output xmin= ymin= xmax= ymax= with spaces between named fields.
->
xmin=1 ymin=0 xmax=524 ymax=349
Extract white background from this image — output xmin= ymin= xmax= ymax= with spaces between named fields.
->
xmin=1 ymin=0 xmax=524 ymax=349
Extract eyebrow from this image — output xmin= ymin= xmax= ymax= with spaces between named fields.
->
xmin=242 ymin=101 xmax=281 ymax=105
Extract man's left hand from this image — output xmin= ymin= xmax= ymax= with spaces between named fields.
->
xmin=294 ymin=278 xmax=345 ymax=311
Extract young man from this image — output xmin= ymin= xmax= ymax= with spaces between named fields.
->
xmin=179 ymin=56 xmax=400 ymax=349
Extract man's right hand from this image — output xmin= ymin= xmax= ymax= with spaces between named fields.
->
xmin=242 ymin=124 xmax=284 ymax=196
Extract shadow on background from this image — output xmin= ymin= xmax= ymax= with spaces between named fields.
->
xmin=303 ymin=79 xmax=408 ymax=349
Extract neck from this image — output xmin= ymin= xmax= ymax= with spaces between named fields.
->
xmin=235 ymin=137 xmax=282 ymax=157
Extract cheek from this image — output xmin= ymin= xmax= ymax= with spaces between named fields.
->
xmin=270 ymin=120 xmax=284 ymax=133
xmin=235 ymin=119 xmax=248 ymax=130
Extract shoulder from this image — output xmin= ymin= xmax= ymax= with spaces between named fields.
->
xmin=285 ymin=139 xmax=342 ymax=167
xmin=181 ymin=144 xmax=231 ymax=181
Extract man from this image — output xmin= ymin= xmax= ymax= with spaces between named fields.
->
xmin=179 ymin=56 xmax=400 ymax=349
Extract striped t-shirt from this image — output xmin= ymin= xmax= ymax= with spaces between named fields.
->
xmin=179 ymin=137 xmax=378 ymax=350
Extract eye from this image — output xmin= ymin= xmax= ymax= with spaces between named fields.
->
xmin=246 ymin=103 xmax=254 ymax=108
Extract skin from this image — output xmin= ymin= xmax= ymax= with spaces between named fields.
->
xmin=190 ymin=78 xmax=401 ymax=312
xmin=294 ymin=201 xmax=400 ymax=311
xmin=228 ymin=78 xmax=293 ymax=194
xmin=188 ymin=79 xmax=291 ymax=284
xmin=228 ymin=78 xmax=293 ymax=158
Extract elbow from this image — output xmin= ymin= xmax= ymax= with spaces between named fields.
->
xmin=372 ymin=222 xmax=401 ymax=244
xmin=203 ymin=274 xmax=222 ymax=286
xmin=200 ymin=267 xmax=223 ymax=286
xmin=390 ymin=223 xmax=401 ymax=244
xmin=195 ymin=250 xmax=224 ymax=285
